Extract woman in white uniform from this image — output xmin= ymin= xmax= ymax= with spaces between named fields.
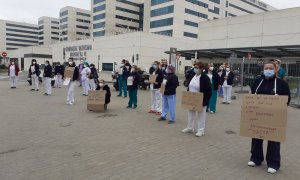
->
xmin=81 ymin=61 xmax=91 ymax=96
xmin=8 ymin=60 xmax=20 ymax=89
xmin=29 ymin=59 xmax=40 ymax=91
xmin=182 ymin=61 xmax=212 ymax=137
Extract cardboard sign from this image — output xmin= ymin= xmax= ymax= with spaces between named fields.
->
xmin=149 ymin=75 xmax=157 ymax=84
xmin=240 ymin=94 xmax=288 ymax=142
xmin=63 ymin=78 xmax=71 ymax=86
xmin=181 ymin=91 xmax=203 ymax=112
xmin=64 ymin=67 xmax=75 ymax=79
xmin=87 ymin=90 xmax=106 ymax=112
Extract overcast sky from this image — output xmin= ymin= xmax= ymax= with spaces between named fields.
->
xmin=0 ymin=0 xmax=300 ymax=24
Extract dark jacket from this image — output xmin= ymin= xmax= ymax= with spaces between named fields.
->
xmin=209 ymin=70 xmax=221 ymax=90
xmin=29 ymin=64 xmax=40 ymax=76
xmin=149 ymin=66 xmax=155 ymax=74
xmin=127 ymin=71 xmax=140 ymax=89
xmin=221 ymin=70 xmax=234 ymax=86
xmin=69 ymin=65 xmax=80 ymax=81
xmin=251 ymin=76 xmax=291 ymax=105
xmin=54 ymin=65 xmax=64 ymax=76
xmin=164 ymin=73 xmax=179 ymax=95
xmin=8 ymin=64 xmax=20 ymax=76
xmin=89 ymin=67 xmax=98 ymax=79
xmin=96 ymin=84 xmax=111 ymax=104
xmin=125 ymin=63 xmax=131 ymax=76
xmin=119 ymin=65 xmax=129 ymax=80
xmin=153 ymin=69 xmax=164 ymax=89
xmin=188 ymin=73 xmax=212 ymax=107
xmin=43 ymin=65 xmax=53 ymax=78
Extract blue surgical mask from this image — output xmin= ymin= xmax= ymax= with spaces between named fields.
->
xmin=264 ymin=69 xmax=275 ymax=78
xmin=193 ymin=68 xmax=199 ymax=74
xmin=162 ymin=67 xmax=166 ymax=71
xmin=152 ymin=65 xmax=157 ymax=69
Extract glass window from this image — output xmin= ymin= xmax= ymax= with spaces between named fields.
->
xmin=184 ymin=20 xmax=198 ymax=27
xmin=102 ymin=63 xmax=113 ymax=71
xmin=153 ymin=30 xmax=173 ymax=36
xmin=151 ymin=0 xmax=173 ymax=6
xmin=151 ymin=5 xmax=174 ymax=17
xmin=183 ymin=32 xmax=198 ymax=38
xmin=93 ymin=22 xmax=105 ymax=29
xmin=116 ymin=6 xmax=141 ymax=15
xmin=77 ymin=12 xmax=91 ymax=17
xmin=76 ymin=25 xmax=89 ymax=30
xmin=150 ymin=18 xmax=173 ymax=28
xmin=185 ymin=8 xmax=208 ymax=19
xmin=93 ymin=13 xmax=106 ymax=21
xmin=208 ymin=7 xmax=220 ymax=14
xmin=93 ymin=30 xmax=105 ymax=37
xmin=6 ymin=28 xmax=38 ymax=35
xmin=93 ymin=4 xmax=106 ymax=13
xmin=209 ymin=0 xmax=220 ymax=4
xmin=6 ymin=38 xmax=38 ymax=43
xmin=185 ymin=0 xmax=208 ymax=8
xmin=60 ymin=17 xmax=68 ymax=23
xmin=6 ymin=23 xmax=38 ymax=30
xmin=115 ymin=15 xmax=141 ymax=23
xmin=6 ymin=33 xmax=38 ymax=39
xmin=93 ymin=0 xmax=105 ymax=5
xmin=60 ymin=10 xmax=68 ymax=17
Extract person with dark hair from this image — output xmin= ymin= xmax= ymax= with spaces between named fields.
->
xmin=89 ymin=63 xmax=98 ymax=90
xmin=81 ymin=61 xmax=91 ymax=96
xmin=78 ymin=60 xmax=84 ymax=87
xmin=206 ymin=63 xmax=221 ymax=114
xmin=182 ymin=61 xmax=212 ymax=137
xmin=127 ymin=65 xmax=140 ymax=109
xmin=8 ymin=60 xmax=20 ymax=89
xmin=54 ymin=62 xmax=64 ymax=88
xmin=43 ymin=61 xmax=53 ymax=96
xmin=158 ymin=65 xmax=179 ymax=124
xmin=29 ymin=59 xmax=40 ymax=91
xmin=221 ymin=64 xmax=234 ymax=104
xmin=96 ymin=79 xmax=111 ymax=110
xmin=66 ymin=58 xmax=80 ymax=105
xmin=247 ymin=61 xmax=290 ymax=174
xmin=117 ymin=59 xmax=128 ymax=97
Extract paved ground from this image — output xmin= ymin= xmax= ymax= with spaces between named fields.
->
xmin=0 ymin=77 xmax=299 ymax=180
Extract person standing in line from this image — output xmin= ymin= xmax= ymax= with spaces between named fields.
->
xmin=182 ymin=61 xmax=212 ymax=137
xmin=8 ymin=60 xmax=20 ymax=89
xmin=206 ymin=63 xmax=221 ymax=114
xmin=66 ymin=58 xmax=79 ymax=105
xmin=127 ymin=65 xmax=140 ymax=109
xmin=96 ymin=79 xmax=111 ymax=110
xmin=78 ymin=60 xmax=84 ymax=87
xmin=43 ymin=61 xmax=53 ymax=96
xmin=158 ymin=65 xmax=179 ymax=124
xmin=54 ymin=62 xmax=64 ymax=88
xmin=81 ymin=61 xmax=91 ymax=96
xmin=217 ymin=65 xmax=224 ymax=97
xmin=29 ymin=59 xmax=40 ymax=91
xmin=148 ymin=61 xmax=164 ymax=115
xmin=247 ymin=61 xmax=290 ymax=174
xmin=221 ymin=64 xmax=234 ymax=104
xmin=161 ymin=59 xmax=168 ymax=77
xmin=117 ymin=59 xmax=128 ymax=98
xmin=89 ymin=63 xmax=98 ymax=90
xmin=270 ymin=59 xmax=286 ymax=80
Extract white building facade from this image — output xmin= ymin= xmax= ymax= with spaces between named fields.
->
xmin=38 ymin=16 xmax=60 ymax=46
xmin=59 ymin=6 xmax=92 ymax=42
xmin=144 ymin=0 xmax=276 ymax=39
xmin=0 ymin=20 xmax=38 ymax=52
xmin=92 ymin=0 xmax=144 ymax=37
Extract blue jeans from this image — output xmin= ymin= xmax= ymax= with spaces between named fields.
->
xmin=118 ymin=75 xmax=127 ymax=97
xmin=161 ymin=95 xmax=176 ymax=122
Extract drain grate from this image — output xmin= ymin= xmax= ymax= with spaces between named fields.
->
xmin=225 ymin=130 xmax=237 ymax=135
xmin=96 ymin=114 xmax=118 ymax=118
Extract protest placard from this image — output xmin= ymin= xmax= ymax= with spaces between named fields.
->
xmin=87 ymin=90 xmax=106 ymax=112
xmin=181 ymin=91 xmax=203 ymax=112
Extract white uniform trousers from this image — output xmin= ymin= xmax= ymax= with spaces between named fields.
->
xmin=10 ymin=76 xmax=18 ymax=87
xmin=67 ymin=81 xmax=76 ymax=103
xmin=55 ymin=75 xmax=63 ymax=87
xmin=187 ymin=107 xmax=207 ymax=133
xmin=31 ymin=74 xmax=39 ymax=90
xmin=44 ymin=77 xmax=52 ymax=95
xmin=89 ymin=79 xmax=96 ymax=90
xmin=82 ymin=78 xmax=90 ymax=95
xmin=150 ymin=89 xmax=162 ymax=112
xmin=222 ymin=86 xmax=232 ymax=103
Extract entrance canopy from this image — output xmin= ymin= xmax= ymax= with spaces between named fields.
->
xmin=167 ymin=45 xmax=300 ymax=59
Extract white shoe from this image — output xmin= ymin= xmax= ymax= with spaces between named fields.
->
xmin=267 ymin=168 xmax=277 ymax=174
xmin=182 ymin=128 xmax=194 ymax=133
xmin=195 ymin=132 xmax=205 ymax=137
xmin=210 ymin=111 xmax=215 ymax=114
xmin=247 ymin=161 xmax=257 ymax=167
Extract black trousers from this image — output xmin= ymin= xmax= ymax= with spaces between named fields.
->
xmin=250 ymin=138 xmax=281 ymax=170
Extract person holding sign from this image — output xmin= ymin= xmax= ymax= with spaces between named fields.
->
xmin=221 ymin=64 xmax=234 ymax=104
xmin=43 ymin=61 xmax=53 ymax=96
xmin=182 ymin=61 xmax=212 ymax=137
xmin=29 ymin=59 xmax=40 ymax=91
xmin=96 ymin=79 xmax=111 ymax=110
xmin=8 ymin=60 xmax=20 ymax=89
xmin=247 ymin=61 xmax=290 ymax=174
xmin=148 ymin=61 xmax=164 ymax=115
xmin=66 ymin=58 xmax=80 ymax=105
xmin=81 ymin=61 xmax=91 ymax=96
xmin=127 ymin=65 xmax=140 ymax=109
xmin=158 ymin=65 xmax=179 ymax=124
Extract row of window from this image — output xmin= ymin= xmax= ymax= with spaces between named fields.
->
xmin=150 ymin=18 xmax=173 ymax=28
xmin=153 ymin=30 xmax=173 ymax=36
xmin=6 ymin=43 xmax=31 ymax=47
xmin=52 ymin=37 xmax=59 ymax=40
xmin=116 ymin=6 xmax=141 ymax=15
xmin=52 ymin=21 xmax=59 ymax=24
xmin=93 ymin=22 xmax=105 ymax=29
xmin=93 ymin=0 xmax=105 ymax=5
xmin=208 ymin=7 xmax=220 ymax=14
xmin=6 ymin=23 xmax=38 ymax=30
xmin=93 ymin=4 xmax=106 ymax=13
xmin=77 ymin=12 xmax=91 ymax=17
xmin=209 ymin=0 xmax=220 ymax=4
xmin=117 ymin=0 xmax=142 ymax=8
xmin=183 ymin=32 xmax=198 ymax=38
xmin=116 ymin=23 xmax=139 ymax=30
xmin=76 ymin=18 xmax=91 ymax=24
xmin=185 ymin=8 xmax=208 ymax=19
xmin=6 ymin=38 xmax=38 ymax=44
xmin=115 ymin=15 xmax=141 ymax=24
xmin=52 ymin=32 xmax=59 ymax=35
xmin=184 ymin=20 xmax=198 ymax=27
xmin=151 ymin=0 xmax=173 ymax=6
xmin=93 ymin=30 xmax=105 ymax=37
xmin=151 ymin=5 xmax=174 ymax=17
xmin=76 ymin=32 xmax=91 ymax=36
xmin=6 ymin=28 xmax=38 ymax=35
xmin=76 ymin=25 xmax=89 ymax=30
xmin=60 ymin=10 xmax=68 ymax=17
xmin=6 ymin=33 xmax=38 ymax=39
xmin=93 ymin=13 xmax=106 ymax=21
xmin=60 ymin=17 xmax=68 ymax=23
xmin=60 ymin=24 xmax=68 ymax=30
xmin=185 ymin=0 xmax=208 ymax=9
xmin=51 ymin=26 xmax=59 ymax=30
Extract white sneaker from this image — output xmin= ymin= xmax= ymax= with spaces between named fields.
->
xmin=267 ymin=168 xmax=277 ymax=174
xmin=210 ymin=111 xmax=215 ymax=114
xmin=182 ymin=128 xmax=194 ymax=133
xmin=195 ymin=132 xmax=205 ymax=137
xmin=247 ymin=161 xmax=257 ymax=167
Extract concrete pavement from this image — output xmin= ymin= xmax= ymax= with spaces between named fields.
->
xmin=0 ymin=79 xmax=299 ymax=180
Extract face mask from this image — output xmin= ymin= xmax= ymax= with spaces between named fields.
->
xmin=165 ymin=69 xmax=170 ymax=74
xmin=226 ymin=68 xmax=230 ymax=72
xmin=12 ymin=62 xmax=15 ymax=65
xmin=152 ymin=65 xmax=157 ymax=69
xmin=209 ymin=67 xmax=214 ymax=71
xmin=84 ymin=65 xmax=87 ymax=68
xmin=131 ymin=68 xmax=135 ymax=72
xmin=33 ymin=62 xmax=36 ymax=64
xmin=162 ymin=67 xmax=166 ymax=71
xmin=263 ymin=69 xmax=275 ymax=78
xmin=69 ymin=62 xmax=73 ymax=65
xmin=194 ymin=68 xmax=199 ymax=74
xmin=99 ymin=83 xmax=104 ymax=87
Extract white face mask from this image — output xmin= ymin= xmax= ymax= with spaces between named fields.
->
xmin=226 ymin=68 xmax=230 ymax=72
xmin=131 ymin=68 xmax=135 ymax=72
xmin=12 ymin=62 xmax=15 ymax=65
xmin=209 ymin=67 xmax=214 ymax=71
xmin=33 ymin=62 xmax=36 ymax=64
xmin=69 ymin=62 xmax=73 ymax=65
xmin=99 ymin=83 xmax=104 ymax=87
